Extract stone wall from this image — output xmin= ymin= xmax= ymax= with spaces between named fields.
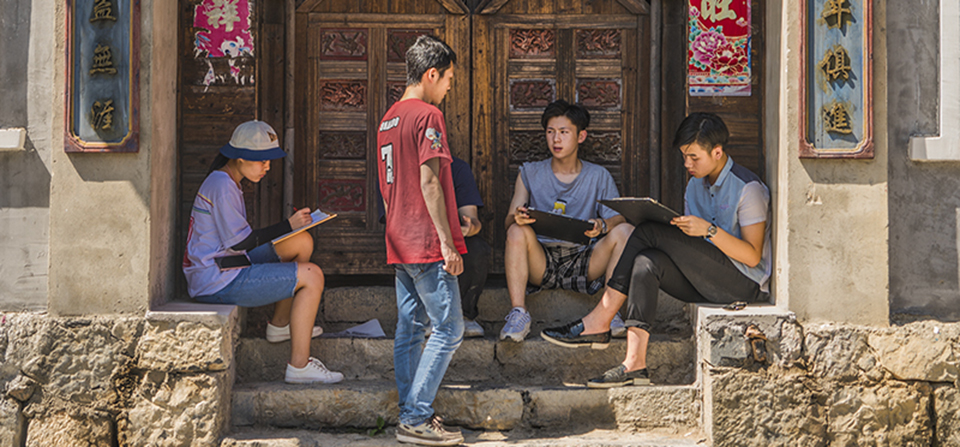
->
xmin=701 ymin=309 xmax=960 ymax=446
xmin=0 ymin=305 xmax=237 ymax=447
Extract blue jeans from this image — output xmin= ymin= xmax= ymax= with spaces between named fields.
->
xmin=196 ymin=243 xmax=299 ymax=307
xmin=394 ymin=261 xmax=464 ymax=426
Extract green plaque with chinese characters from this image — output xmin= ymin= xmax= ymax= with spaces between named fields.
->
xmin=800 ymin=0 xmax=873 ymax=158
xmin=65 ymin=0 xmax=140 ymax=152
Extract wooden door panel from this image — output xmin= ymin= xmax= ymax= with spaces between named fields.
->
xmin=296 ymin=2 xmax=469 ymax=275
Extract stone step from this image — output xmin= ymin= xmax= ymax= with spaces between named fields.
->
xmin=235 ymin=336 xmax=695 ymax=386
xmin=221 ymin=427 xmax=708 ymax=447
xmin=231 ymin=381 xmax=701 ymax=433
xmin=243 ymin=286 xmax=691 ymax=339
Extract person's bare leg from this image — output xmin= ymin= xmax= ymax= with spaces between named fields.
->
xmin=504 ymin=224 xmax=547 ymax=309
xmin=272 ymin=232 xmax=314 ymax=327
xmin=580 ymin=287 xmax=628 ymax=334
xmin=622 ymin=327 xmax=649 ymax=371
xmin=288 ymin=261 xmax=324 ymax=368
xmin=585 ymin=223 xmax=634 ymax=283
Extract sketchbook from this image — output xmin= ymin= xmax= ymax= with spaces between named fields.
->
xmin=526 ymin=207 xmax=595 ymax=245
xmin=271 ymin=209 xmax=337 ymax=245
xmin=599 ymin=198 xmax=680 ymax=226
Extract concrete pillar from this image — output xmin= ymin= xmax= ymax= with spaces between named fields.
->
xmin=773 ymin=0 xmax=889 ymax=325
xmin=47 ymin=0 xmax=177 ymax=316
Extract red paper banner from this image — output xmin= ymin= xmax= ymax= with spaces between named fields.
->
xmin=688 ymin=0 xmax=752 ymax=96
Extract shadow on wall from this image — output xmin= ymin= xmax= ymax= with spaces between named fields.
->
xmin=0 ymin=137 xmax=49 ymax=208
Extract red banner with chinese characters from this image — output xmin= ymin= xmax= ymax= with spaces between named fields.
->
xmin=688 ymin=0 xmax=751 ymax=96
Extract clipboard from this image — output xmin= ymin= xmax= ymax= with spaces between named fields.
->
xmin=271 ymin=209 xmax=338 ymax=245
xmin=598 ymin=198 xmax=680 ymax=226
xmin=526 ymin=208 xmax=595 ymax=245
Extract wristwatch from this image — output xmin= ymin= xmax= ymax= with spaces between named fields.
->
xmin=705 ymin=224 xmax=718 ymax=239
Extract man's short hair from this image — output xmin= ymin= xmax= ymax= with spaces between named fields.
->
xmin=405 ymin=35 xmax=457 ymax=86
xmin=673 ymin=112 xmax=729 ymax=150
xmin=541 ymin=100 xmax=590 ymax=132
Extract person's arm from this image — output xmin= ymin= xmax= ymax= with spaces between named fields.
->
xmin=504 ymin=173 xmax=533 ymax=230
xmin=585 ymin=215 xmax=627 ymax=238
xmin=421 ymin=157 xmax=463 ymax=275
xmin=230 ymin=220 xmax=293 ymax=251
xmin=459 ymin=204 xmax=481 ymax=237
xmin=671 ymin=216 xmax=764 ymax=267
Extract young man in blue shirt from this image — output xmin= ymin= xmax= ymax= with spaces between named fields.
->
xmin=542 ymin=112 xmax=771 ymax=387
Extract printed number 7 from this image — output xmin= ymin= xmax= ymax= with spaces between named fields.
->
xmin=380 ymin=144 xmax=394 ymax=184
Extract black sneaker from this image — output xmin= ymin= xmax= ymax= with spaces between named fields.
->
xmin=540 ymin=319 xmax=611 ymax=350
xmin=397 ymin=415 xmax=463 ymax=446
xmin=587 ymin=364 xmax=651 ymax=388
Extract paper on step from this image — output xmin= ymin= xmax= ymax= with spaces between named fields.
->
xmin=320 ymin=319 xmax=386 ymax=338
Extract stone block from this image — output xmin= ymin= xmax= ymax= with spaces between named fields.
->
xmin=5 ymin=374 xmax=38 ymax=402
xmin=236 ymin=381 xmax=399 ymax=429
xmin=824 ymin=381 xmax=932 ymax=446
xmin=935 ymin=384 xmax=960 ymax=446
xmin=119 ymin=370 xmax=232 ymax=447
xmin=17 ymin=317 xmax=142 ymax=406
xmin=26 ymin=411 xmax=113 ymax=447
xmin=706 ymin=368 xmax=826 ymax=447
xmin=696 ymin=305 xmax=801 ymax=370
xmin=867 ymin=321 xmax=960 ymax=382
xmin=434 ymin=385 xmax=524 ymax=430
xmin=525 ymin=388 xmax=615 ymax=428
xmin=319 ymin=286 xmax=398 ymax=327
xmin=609 ymin=385 xmax=700 ymax=432
xmin=0 ymin=397 xmax=23 ymax=447
xmin=804 ymin=323 xmax=882 ymax=383
xmin=238 ymin=338 xmax=395 ymax=383
xmin=137 ymin=302 xmax=238 ymax=372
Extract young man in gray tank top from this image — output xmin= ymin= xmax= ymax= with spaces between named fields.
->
xmin=500 ymin=100 xmax=635 ymax=342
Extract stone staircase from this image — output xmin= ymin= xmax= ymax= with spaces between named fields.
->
xmin=222 ymin=286 xmax=707 ymax=446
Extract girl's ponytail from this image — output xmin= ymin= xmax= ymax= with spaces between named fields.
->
xmin=207 ymin=153 xmax=231 ymax=174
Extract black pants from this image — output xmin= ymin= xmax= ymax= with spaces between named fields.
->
xmin=606 ymin=223 xmax=766 ymax=333
xmin=459 ymin=236 xmax=491 ymax=320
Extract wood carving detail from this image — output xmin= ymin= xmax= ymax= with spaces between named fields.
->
xmin=581 ymin=132 xmax=623 ymax=163
xmin=509 ymin=80 xmax=555 ymax=110
xmin=388 ymin=30 xmax=432 ymax=62
xmin=319 ymin=80 xmax=367 ymax=111
xmin=576 ymin=29 xmax=622 ymax=59
xmin=318 ymin=179 xmax=365 ymax=212
xmin=509 ymin=29 xmax=556 ymax=59
xmin=387 ymin=82 xmax=406 ymax=110
xmin=577 ymin=79 xmax=622 ymax=110
xmin=320 ymin=28 xmax=368 ymax=60
xmin=318 ymin=132 xmax=366 ymax=159
xmin=509 ymin=132 xmax=547 ymax=162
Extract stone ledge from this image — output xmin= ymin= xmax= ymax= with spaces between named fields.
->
xmin=137 ymin=301 xmax=239 ymax=372
xmin=146 ymin=301 xmax=239 ymax=325
xmin=694 ymin=304 xmax=800 ymax=371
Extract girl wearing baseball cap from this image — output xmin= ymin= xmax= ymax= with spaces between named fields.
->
xmin=183 ymin=120 xmax=343 ymax=384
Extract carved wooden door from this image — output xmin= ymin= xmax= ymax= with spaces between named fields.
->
xmin=294 ymin=1 xmax=471 ymax=274
xmin=473 ymin=0 xmax=652 ymax=271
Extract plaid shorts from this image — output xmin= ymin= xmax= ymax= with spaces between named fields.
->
xmin=527 ymin=242 xmax=605 ymax=295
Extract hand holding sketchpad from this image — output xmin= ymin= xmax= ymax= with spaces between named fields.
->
xmin=599 ymin=198 xmax=680 ymax=226
xmin=271 ymin=208 xmax=338 ymax=245
xmin=526 ymin=207 xmax=595 ymax=245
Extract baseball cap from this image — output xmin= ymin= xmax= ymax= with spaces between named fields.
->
xmin=219 ymin=120 xmax=286 ymax=161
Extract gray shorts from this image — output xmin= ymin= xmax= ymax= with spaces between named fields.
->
xmin=527 ymin=242 xmax=604 ymax=295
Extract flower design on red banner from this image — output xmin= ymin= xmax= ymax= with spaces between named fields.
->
xmin=688 ymin=0 xmax=751 ymax=96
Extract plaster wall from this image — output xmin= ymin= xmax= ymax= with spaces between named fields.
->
xmin=887 ymin=0 xmax=960 ymax=320
xmin=0 ymin=0 xmax=52 ymax=310
xmin=47 ymin=0 xmax=177 ymax=316
xmin=774 ymin=0 xmax=889 ymax=325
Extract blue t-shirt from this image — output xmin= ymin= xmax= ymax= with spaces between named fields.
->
xmin=519 ymin=158 xmax=620 ymax=245
xmin=685 ymin=156 xmax=771 ymax=292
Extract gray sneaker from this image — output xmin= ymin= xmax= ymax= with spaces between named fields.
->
xmin=463 ymin=318 xmax=484 ymax=338
xmin=397 ymin=415 xmax=464 ymax=446
xmin=499 ymin=307 xmax=531 ymax=342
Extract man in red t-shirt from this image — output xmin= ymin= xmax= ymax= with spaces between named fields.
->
xmin=376 ymin=35 xmax=465 ymax=447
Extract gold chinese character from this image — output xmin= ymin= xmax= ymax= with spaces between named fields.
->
xmin=205 ymin=0 xmax=241 ymax=33
xmin=90 ymin=44 xmax=118 ymax=75
xmin=701 ymin=0 xmax=737 ymax=22
xmin=818 ymin=45 xmax=851 ymax=83
xmin=822 ymin=101 xmax=853 ymax=135
xmin=91 ymin=100 xmax=115 ymax=131
xmin=821 ymin=0 xmax=852 ymax=29
xmin=90 ymin=0 xmax=117 ymax=22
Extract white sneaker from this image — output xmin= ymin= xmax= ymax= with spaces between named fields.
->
xmin=464 ymin=319 xmax=485 ymax=338
xmin=266 ymin=322 xmax=323 ymax=343
xmin=284 ymin=357 xmax=344 ymax=384
xmin=499 ymin=307 xmax=531 ymax=342
xmin=611 ymin=312 xmax=626 ymax=338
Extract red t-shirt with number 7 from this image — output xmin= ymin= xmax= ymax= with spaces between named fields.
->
xmin=376 ymin=98 xmax=467 ymax=265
